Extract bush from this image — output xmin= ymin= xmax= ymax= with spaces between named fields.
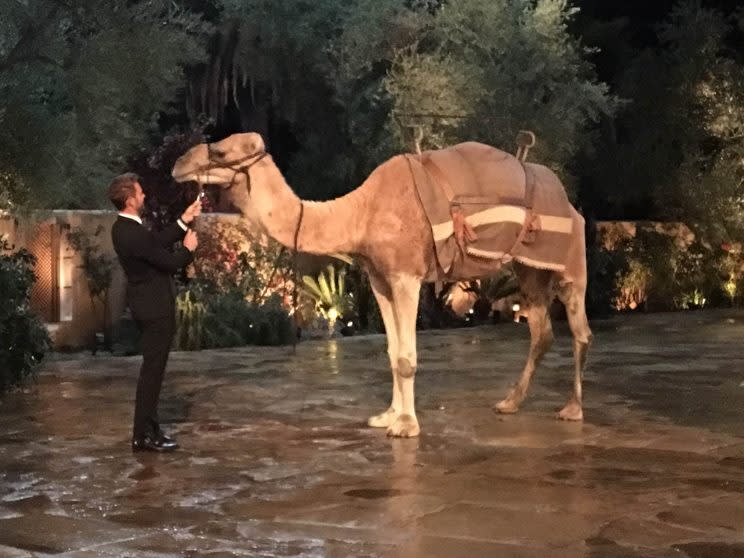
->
xmin=586 ymin=237 xmax=627 ymax=317
xmin=0 ymin=237 xmax=50 ymax=395
xmin=607 ymin=229 xmax=722 ymax=312
xmin=175 ymin=286 xmax=294 ymax=350
xmin=171 ymin=216 xmax=298 ymax=350
xmin=66 ymin=226 xmax=115 ymax=350
xmin=251 ymin=297 xmax=295 ymax=346
xmin=193 ymin=220 xmax=294 ymax=305
xmin=175 ymin=289 xmax=207 ymax=351
xmin=718 ymin=243 xmax=744 ymax=307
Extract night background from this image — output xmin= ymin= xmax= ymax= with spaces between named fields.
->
xmin=1 ymin=0 xmax=743 ymax=320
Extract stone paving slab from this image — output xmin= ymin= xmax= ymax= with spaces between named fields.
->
xmin=1 ymin=310 xmax=744 ymax=557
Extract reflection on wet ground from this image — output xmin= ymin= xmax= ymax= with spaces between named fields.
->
xmin=1 ymin=310 xmax=743 ymax=557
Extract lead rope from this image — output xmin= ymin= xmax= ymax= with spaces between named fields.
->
xmin=291 ymin=202 xmax=305 ymax=354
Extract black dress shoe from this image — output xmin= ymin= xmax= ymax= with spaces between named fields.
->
xmin=148 ymin=420 xmax=177 ymax=444
xmin=157 ymin=431 xmax=176 ymax=444
xmin=132 ymin=433 xmax=179 ymax=452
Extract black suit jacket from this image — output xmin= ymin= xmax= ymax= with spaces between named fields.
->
xmin=111 ymin=216 xmax=193 ymax=322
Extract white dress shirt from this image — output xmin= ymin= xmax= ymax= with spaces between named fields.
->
xmin=118 ymin=212 xmax=188 ymax=231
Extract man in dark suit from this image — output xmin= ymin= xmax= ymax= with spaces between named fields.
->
xmin=108 ymin=173 xmax=200 ymax=452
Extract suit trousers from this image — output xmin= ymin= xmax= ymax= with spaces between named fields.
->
xmin=133 ymin=314 xmax=176 ymax=438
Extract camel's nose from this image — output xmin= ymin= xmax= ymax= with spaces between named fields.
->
xmin=171 ymin=154 xmax=187 ymax=179
xmin=172 ymin=144 xmax=206 ymax=179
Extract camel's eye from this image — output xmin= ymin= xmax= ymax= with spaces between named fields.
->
xmin=208 ymin=145 xmax=226 ymax=160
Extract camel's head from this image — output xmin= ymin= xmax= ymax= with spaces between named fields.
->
xmin=172 ymin=132 xmax=270 ymax=222
xmin=172 ymin=132 xmax=266 ymax=185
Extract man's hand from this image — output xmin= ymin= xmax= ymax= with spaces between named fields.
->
xmin=183 ymin=229 xmax=198 ymax=252
xmin=180 ymin=198 xmax=202 ymax=225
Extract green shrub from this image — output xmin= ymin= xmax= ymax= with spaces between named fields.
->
xmin=66 ymin=226 xmax=115 ymax=350
xmin=609 ymin=229 xmax=721 ymax=312
xmin=0 ymin=237 xmax=50 ymax=394
xmin=176 ymin=286 xmax=294 ymax=350
xmin=586 ymin=237 xmax=628 ymax=317
xmin=175 ymin=289 xmax=207 ymax=350
xmin=251 ymin=296 xmax=295 ymax=346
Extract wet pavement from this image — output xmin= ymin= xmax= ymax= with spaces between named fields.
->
xmin=1 ymin=310 xmax=743 ymax=557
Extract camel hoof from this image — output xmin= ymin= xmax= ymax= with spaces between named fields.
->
xmin=494 ymin=398 xmax=520 ymax=414
xmin=558 ymin=401 xmax=583 ymax=421
xmin=368 ymin=408 xmax=399 ymax=428
xmin=386 ymin=414 xmax=420 ymax=438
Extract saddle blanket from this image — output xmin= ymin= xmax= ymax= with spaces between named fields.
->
xmin=405 ymin=142 xmax=584 ymax=282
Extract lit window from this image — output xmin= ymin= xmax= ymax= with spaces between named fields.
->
xmin=59 ymin=239 xmax=74 ymax=322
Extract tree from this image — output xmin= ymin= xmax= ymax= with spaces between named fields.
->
xmin=672 ymin=3 xmax=744 ymax=244
xmin=188 ymin=0 xmax=360 ymax=200
xmin=184 ymin=0 xmax=616 ymax=201
xmin=0 ymin=0 xmax=212 ymax=208
xmin=603 ymin=2 xmax=744 ymax=241
xmin=332 ymin=0 xmax=619 ymax=192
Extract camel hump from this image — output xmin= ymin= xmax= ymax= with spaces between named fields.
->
xmin=523 ymin=162 xmax=571 ymax=204
xmin=424 ymin=142 xmax=525 ymax=200
xmin=447 ymin=141 xmax=514 ymax=162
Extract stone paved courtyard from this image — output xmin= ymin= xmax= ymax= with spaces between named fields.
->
xmin=1 ymin=310 xmax=743 ymax=557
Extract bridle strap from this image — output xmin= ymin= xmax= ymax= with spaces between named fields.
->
xmin=220 ymin=151 xmax=270 ymax=192
xmin=206 ymin=143 xmax=266 ymax=172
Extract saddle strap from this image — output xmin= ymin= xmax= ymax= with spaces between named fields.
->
xmin=418 ymin=153 xmax=540 ymax=255
xmin=421 ymin=154 xmax=478 ymax=251
xmin=506 ymin=163 xmax=541 ymax=255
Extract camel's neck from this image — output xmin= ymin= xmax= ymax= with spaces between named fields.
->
xmin=253 ymin=164 xmax=364 ymax=255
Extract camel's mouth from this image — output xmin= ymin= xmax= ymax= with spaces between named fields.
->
xmin=172 ymin=169 xmax=234 ymax=186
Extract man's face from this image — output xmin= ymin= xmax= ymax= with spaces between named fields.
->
xmin=129 ymin=182 xmax=146 ymax=214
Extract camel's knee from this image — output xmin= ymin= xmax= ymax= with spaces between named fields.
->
xmin=397 ymin=357 xmax=416 ymax=378
xmin=387 ymin=349 xmax=398 ymax=369
xmin=575 ymin=330 xmax=593 ymax=347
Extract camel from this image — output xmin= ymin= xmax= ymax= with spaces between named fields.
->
xmin=172 ymin=132 xmax=592 ymax=437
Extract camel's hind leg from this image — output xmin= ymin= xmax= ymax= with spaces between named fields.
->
xmin=495 ymin=265 xmax=555 ymax=414
xmin=367 ymin=274 xmax=402 ymax=428
xmin=556 ymin=280 xmax=592 ymax=421
xmin=386 ymin=273 xmax=422 ymax=438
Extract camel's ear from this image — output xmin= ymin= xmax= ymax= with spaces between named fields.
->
xmin=241 ymin=133 xmax=266 ymax=156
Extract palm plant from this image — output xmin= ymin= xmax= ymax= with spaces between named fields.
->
xmin=301 ymin=264 xmax=353 ymax=330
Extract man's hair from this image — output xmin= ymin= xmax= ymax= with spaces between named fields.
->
xmin=108 ymin=173 xmax=140 ymax=210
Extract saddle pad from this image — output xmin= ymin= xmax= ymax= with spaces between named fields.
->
xmin=406 ymin=142 xmax=578 ymax=280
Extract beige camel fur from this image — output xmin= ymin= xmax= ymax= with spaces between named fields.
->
xmin=172 ymin=132 xmax=592 ymax=437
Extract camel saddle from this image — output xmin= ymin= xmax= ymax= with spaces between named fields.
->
xmin=405 ymin=142 xmax=577 ymax=280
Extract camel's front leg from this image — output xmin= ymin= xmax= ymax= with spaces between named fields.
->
xmin=387 ymin=274 xmax=422 ymax=437
xmin=367 ymin=276 xmax=401 ymax=428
